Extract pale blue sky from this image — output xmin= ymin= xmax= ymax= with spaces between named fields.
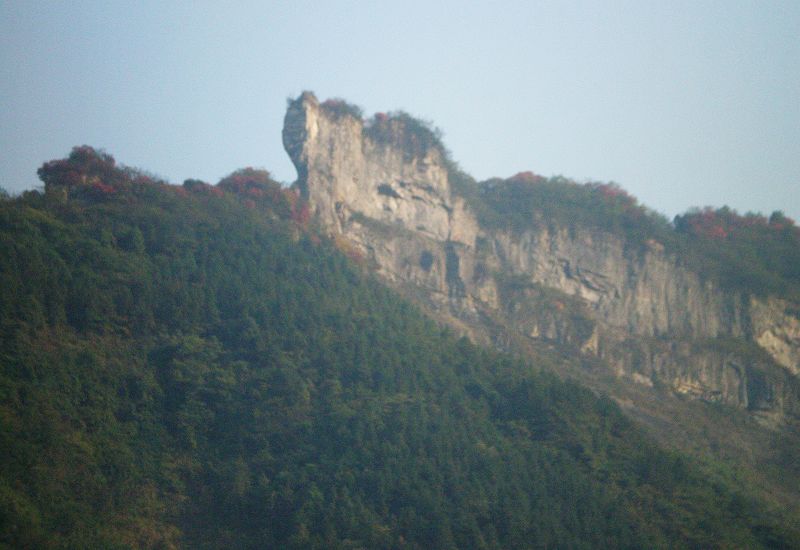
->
xmin=2 ymin=1 xmax=799 ymax=220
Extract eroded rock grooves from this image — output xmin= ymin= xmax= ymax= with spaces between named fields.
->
xmin=283 ymin=91 xmax=800 ymax=425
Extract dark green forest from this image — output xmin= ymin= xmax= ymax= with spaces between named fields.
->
xmin=1 ymin=147 xmax=798 ymax=548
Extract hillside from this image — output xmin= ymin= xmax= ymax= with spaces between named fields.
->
xmin=2 ymin=147 xmax=798 ymax=548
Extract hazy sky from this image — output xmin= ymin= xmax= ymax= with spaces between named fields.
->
xmin=2 ymin=1 xmax=799 ymax=220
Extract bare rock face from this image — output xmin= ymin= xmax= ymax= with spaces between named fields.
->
xmin=751 ymin=297 xmax=800 ymax=377
xmin=283 ymin=92 xmax=482 ymax=321
xmin=283 ymin=92 xmax=476 ymax=243
xmin=484 ymin=226 xmax=750 ymax=338
xmin=283 ymin=92 xmax=800 ymax=424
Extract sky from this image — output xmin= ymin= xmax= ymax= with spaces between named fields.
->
xmin=2 ymin=1 xmax=799 ymax=220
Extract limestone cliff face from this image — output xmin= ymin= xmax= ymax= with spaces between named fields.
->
xmin=283 ymin=92 xmax=800 ymax=423
xmin=283 ymin=92 xmax=473 ymax=243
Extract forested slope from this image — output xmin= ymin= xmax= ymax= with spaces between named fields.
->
xmin=1 ymin=148 xmax=797 ymax=548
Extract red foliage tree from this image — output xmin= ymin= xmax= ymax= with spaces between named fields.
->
xmin=509 ymin=171 xmax=545 ymax=184
xmin=217 ymin=168 xmax=279 ymax=197
xmin=38 ymin=146 xmax=120 ymax=190
xmin=217 ymin=168 xmax=291 ymax=216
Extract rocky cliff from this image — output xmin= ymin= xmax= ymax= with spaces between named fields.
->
xmin=283 ymin=92 xmax=800 ymax=424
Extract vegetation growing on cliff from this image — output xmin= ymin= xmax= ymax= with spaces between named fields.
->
xmin=355 ymin=103 xmax=799 ymax=303
xmin=2 ymin=148 xmax=798 ymax=548
xmin=365 ymin=111 xmax=447 ymax=162
xmin=467 ymin=172 xmax=671 ymax=241
xmin=319 ymin=97 xmax=364 ymax=120
xmin=454 ymin=171 xmax=800 ymax=300
xmin=363 ymin=110 xmax=480 ymax=197
xmin=674 ymin=207 xmax=800 ymax=298
xmin=309 ymin=95 xmax=800 ymax=302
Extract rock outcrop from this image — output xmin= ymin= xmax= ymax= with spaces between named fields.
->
xmin=283 ymin=92 xmax=800 ymax=424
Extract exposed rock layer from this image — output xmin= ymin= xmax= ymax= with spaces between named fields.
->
xmin=283 ymin=92 xmax=800 ymax=423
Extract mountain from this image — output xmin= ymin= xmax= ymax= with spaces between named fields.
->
xmin=283 ymin=91 xmax=800 ymax=497
xmin=284 ymin=91 xmax=800 ymax=419
xmin=0 ymin=100 xmax=798 ymax=547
